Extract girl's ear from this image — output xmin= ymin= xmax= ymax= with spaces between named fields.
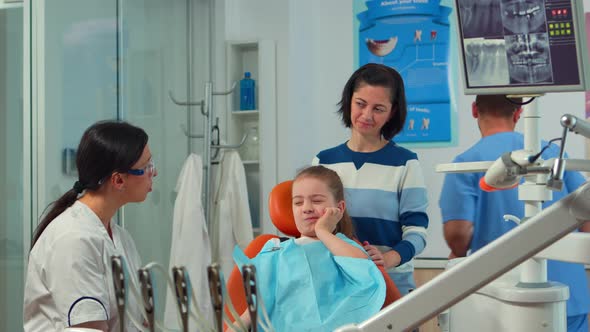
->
xmin=337 ymin=200 xmax=346 ymax=212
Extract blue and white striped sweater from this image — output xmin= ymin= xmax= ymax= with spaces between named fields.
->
xmin=313 ymin=141 xmax=429 ymax=273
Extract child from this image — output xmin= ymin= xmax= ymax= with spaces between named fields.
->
xmin=232 ymin=165 xmax=385 ymax=331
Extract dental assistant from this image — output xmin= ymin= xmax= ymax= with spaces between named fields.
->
xmin=24 ymin=121 xmax=157 ymax=332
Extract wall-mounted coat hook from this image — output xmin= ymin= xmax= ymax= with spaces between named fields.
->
xmin=211 ymin=131 xmax=248 ymax=149
xmin=180 ymin=124 xmax=204 ymax=139
xmin=212 ymin=81 xmax=237 ymax=96
xmin=168 ymin=90 xmax=204 ymax=107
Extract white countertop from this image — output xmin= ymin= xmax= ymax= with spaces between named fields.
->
xmin=414 ymin=258 xmax=448 ymax=269
xmin=414 ymin=258 xmax=590 ymax=270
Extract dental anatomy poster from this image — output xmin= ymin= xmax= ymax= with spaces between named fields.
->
xmin=355 ymin=0 xmax=453 ymax=144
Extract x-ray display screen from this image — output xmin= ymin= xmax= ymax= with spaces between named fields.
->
xmin=456 ymin=0 xmax=585 ymax=93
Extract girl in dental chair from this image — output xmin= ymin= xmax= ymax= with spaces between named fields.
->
xmin=232 ymin=165 xmax=386 ymax=332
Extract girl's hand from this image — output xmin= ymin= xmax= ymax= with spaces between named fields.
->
xmin=363 ymin=241 xmax=385 ymax=266
xmin=315 ymin=207 xmax=343 ymax=234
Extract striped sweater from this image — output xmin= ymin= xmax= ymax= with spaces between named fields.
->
xmin=313 ymin=141 xmax=428 ymax=274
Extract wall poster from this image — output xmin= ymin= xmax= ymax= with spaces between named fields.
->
xmin=355 ymin=0 xmax=454 ymax=144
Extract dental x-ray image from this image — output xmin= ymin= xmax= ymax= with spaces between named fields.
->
xmin=464 ymin=38 xmax=510 ymax=86
xmin=505 ymin=33 xmax=553 ymax=84
xmin=500 ymin=0 xmax=547 ymax=35
xmin=458 ymin=0 xmax=504 ymax=38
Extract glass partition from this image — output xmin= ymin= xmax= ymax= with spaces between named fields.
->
xmin=117 ymin=0 xmax=197 ymax=313
xmin=30 ymin=0 xmax=210 ymax=326
xmin=0 ymin=4 xmax=24 ymax=332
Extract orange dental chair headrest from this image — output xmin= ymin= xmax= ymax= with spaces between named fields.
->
xmin=268 ymin=180 xmax=299 ymax=237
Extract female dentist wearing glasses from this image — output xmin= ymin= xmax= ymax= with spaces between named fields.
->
xmin=24 ymin=120 xmax=157 ymax=332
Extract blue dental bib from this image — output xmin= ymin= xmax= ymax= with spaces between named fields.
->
xmin=233 ymin=233 xmax=386 ymax=332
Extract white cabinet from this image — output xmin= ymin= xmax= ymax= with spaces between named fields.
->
xmin=226 ymin=40 xmax=277 ymax=235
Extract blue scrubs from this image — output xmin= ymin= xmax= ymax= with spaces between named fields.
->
xmin=439 ymin=132 xmax=589 ymax=332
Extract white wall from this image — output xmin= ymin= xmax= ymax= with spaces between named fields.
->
xmin=223 ymin=0 xmax=590 ymax=258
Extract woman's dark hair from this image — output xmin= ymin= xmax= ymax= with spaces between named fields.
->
xmin=338 ymin=63 xmax=407 ymax=140
xmin=294 ymin=165 xmax=355 ymax=239
xmin=31 ymin=120 xmax=148 ymax=249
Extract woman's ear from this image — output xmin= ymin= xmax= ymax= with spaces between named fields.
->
xmin=110 ymin=172 xmax=126 ymax=191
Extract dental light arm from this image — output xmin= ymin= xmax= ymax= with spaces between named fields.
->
xmin=335 ymin=182 xmax=590 ymax=332
xmin=547 ymin=114 xmax=590 ymax=190
xmin=561 ymin=114 xmax=590 ymax=140
xmin=479 ymin=150 xmax=534 ymax=192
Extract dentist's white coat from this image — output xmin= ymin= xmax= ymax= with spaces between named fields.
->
xmin=163 ymin=154 xmax=213 ymax=328
xmin=211 ymin=150 xmax=254 ymax=278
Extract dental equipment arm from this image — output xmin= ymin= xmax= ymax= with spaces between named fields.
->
xmin=207 ymin=263 xmax=249 ymax=332
xmin=561 ymin=114 xmax=590 ymax=140
xmin=111 ymin=256 xmax=127 ymax=332
xmin=547 ymin=114 xmax=590 ymax=190
xmin=172 ymin=267 xmax=190 ymax=332
xmin=240 ymin=264 xmax=274 ymax=332
xmin=141 ymin=262 xmax=211 ymax=332
xmin=207 ymin=264 xmax=224 ymax=332
xmin=138 ymin=268 xmax=155 ymax=332
xmin=242 ymin=265 xmax=259 ymax=332
xmin=335 ymin=182 xmax=590 ymax=332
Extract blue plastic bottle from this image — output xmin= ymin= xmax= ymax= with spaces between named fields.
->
xmin=239 ymin=72 xmax=256 ymax=110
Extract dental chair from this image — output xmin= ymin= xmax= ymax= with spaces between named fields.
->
xmin=224 ymin=180 xmax=401 ymax=325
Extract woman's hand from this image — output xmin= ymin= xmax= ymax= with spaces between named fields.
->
xmin=363 ymin=241 xmax=385 ymax=266
xmin=315 ymin=207 xmax=343 ymax=234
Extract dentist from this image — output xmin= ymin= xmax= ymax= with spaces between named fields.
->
xmin=24 ymin=121 xmax=157 ymax=332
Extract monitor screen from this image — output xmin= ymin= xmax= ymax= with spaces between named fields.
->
xmin=455 ymin=0 xmax=589 ymax=94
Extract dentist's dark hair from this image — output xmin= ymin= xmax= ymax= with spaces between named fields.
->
xmin=475 ymin=95 xmax=523 ymax=118
xmin=31 ymin=121 xmax=148 ymax=249
xmin=293 ymin=165 xmax=355 ymax=239
xmin=338 ymin=63 xmax=407 ymax=140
